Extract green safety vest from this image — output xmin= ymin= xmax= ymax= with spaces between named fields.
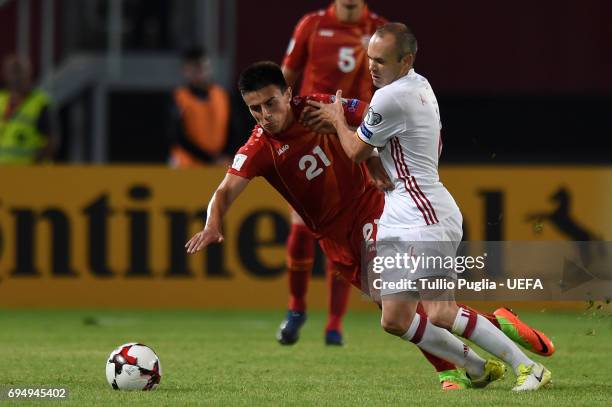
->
xmin=0 ymin=89 xmax=50 ymax=164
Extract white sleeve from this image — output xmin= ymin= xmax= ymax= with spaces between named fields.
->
xmin=356 ymin=90 xmax=403 ymax=148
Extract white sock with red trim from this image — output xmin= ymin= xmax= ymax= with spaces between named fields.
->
xmin=452 ymin=307 xmax=533 ymax=372
xmin=401 ymin=313 xmax=485 ymax=377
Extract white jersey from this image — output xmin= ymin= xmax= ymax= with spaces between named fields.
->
xmin=356 ymin=69 xmax=460 ymax=228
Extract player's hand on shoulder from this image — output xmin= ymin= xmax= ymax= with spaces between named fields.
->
xmin=185 ymin=227 xmax=224 ymax=254
xmin=299 ymin=106 xmax=336 ymax=134
xmin=306 ymin=90 xmax=345 ymax=129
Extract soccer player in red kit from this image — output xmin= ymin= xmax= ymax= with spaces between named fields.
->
xmin=280 ymin=0 xmax=387 ymax=347
xmin=186 ymin=62 xmax=555 ymax=390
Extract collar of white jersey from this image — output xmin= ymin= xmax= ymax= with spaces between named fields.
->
xmin=405 ymin=68 xmax=416 ymax=79
xmin=395 ymin=68 xmax=416 ymax=84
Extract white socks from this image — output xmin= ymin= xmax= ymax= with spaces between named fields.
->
xmin=402 ymin=313 xmax=485 ymax=377
xmin=452 ymin=307 xmax=534 ymax=372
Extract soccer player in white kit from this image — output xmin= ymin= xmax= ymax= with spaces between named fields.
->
xmin=307 ymin=22 xmax=551 ymax=391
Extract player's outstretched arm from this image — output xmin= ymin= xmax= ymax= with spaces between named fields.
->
xmin=185 ymin=173 xmax=250 ymax=253
xmin=307 ymin=90 xmax=373 ymax=163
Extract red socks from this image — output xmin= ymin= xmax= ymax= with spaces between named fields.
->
xmin=325 ymin=260 xmax=351 ymax=333
xmin=286 ymin=224 xmax=351 ymax=334
xmin=287 ymin=224 xmax=315 ymax=312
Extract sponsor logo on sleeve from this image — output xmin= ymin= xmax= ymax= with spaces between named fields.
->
xmin=232 ymin=154 xmax=248 ymax=171
xmin=365 ymin=107 xmax=382 ymax=126
xmin=359 ymin=122 xmax=373 ymax=139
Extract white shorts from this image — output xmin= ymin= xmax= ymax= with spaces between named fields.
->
xmin=377 ymin=210 xmax=463 ymax=242
xmin=373 ymin=211 xmax=464 ymax=296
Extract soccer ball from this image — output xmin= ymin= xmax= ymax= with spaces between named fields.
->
xmin=106 ymin=343 xmax=162 ymax=391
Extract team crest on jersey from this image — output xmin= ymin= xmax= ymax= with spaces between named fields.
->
xmin=232 ymin=154 xmax=248 ymax=171
xmin=365 ymin=107 xmax=382 ymax=126
xmin=277 ymin=144 xmax=290 ymax=156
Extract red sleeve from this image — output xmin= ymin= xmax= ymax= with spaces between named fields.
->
xmin=282 ymin=12 xmax=320 ymax=72
xmin=371 ymin=13 xmax=388 ymax=27
xmin=343 ymin=97 xmax=368 ymax=127
xmin=227 ymin=130 xmax=270 ymax=179
xmin=302 ymin=94 xmax=367 ymax=128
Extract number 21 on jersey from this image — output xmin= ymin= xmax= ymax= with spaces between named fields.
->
xmin=299 ymin=145 xmax=331 ymax=180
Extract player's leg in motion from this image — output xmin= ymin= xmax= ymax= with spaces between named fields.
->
xmin=372 ymin=301 xmax=467 ymax=390
xmin=460 ymin=304 xmax=555 ymax=357
xmin=417 ymin=213 xmax=550 ymax=390
xmin=325 ymin=259 xmax=351 ymax=345
xmin=348 ymin=267 xmax=467 ymax=389
xmin=276 ymin=209 xmax=314 ymax=345
xmin=423 ymin=298 xmax=551 ymax=391
xmin=374 ymin=223 xmax=504 ymax=389
xmin=380 ymin=295 xmax=505 ymax=388
xmin=415 ymin=302 xmax=553 ymax=390
xmin=415 ymin=303 xmax=470 ymax=390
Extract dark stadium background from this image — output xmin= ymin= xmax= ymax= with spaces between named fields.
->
xmin=1 ymin=3 xmax=611 ymax=403
xmin=0 ymin=0 xmax=610 ymax=165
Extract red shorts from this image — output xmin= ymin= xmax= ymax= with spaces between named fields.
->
xmin=318 ymin=188 xmax=384 ymax=290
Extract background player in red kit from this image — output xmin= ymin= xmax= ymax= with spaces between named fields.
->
xmin=186 ymin=62 xmax=555 ymax=390
xmin=280 ymin=0 xmax=387 ymax=347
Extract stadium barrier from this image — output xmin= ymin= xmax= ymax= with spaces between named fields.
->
xmin=0 ymin=166 xmax=609 ymax=308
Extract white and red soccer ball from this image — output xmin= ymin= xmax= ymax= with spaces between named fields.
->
xmin=106 ymin=343 xmax=162 ymax=391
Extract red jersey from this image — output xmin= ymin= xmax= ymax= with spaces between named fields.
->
xmin=283 ymin=4 xmax=387 ymax=101
xmin=228 ymin=94 xmax=375 ymax=239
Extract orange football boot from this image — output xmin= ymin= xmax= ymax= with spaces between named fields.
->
xmin=493 ymin=308 xmax=555 ymax=356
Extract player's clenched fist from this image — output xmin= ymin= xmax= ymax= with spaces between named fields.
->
xmin=185 ymin=228 xmax=224 ymax=253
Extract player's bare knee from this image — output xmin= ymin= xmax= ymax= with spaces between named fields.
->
xmin=425 ymin=307 xmax=454 ymax=329
xmin=380 ymin=315 xmax=406 ymax=336
xmin=426 ymin=313 xmax=445 ymax=328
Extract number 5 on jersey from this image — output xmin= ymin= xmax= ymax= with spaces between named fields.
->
xmin=299 ymin=145 xmax=331 ymax=180
xmin=338 ymin=47 xmax=356 ymax=73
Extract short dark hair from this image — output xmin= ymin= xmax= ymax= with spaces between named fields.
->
xmin=238 ymin=61 xmax=287 ymax=95
xmin=182 ymin=47 xmax=207 ymax=63
xmin=375 ymin=23 xmax=418 ymax=61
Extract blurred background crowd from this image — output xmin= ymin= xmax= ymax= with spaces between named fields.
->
xmin=0 ymin=0 xmax=610 ymax=167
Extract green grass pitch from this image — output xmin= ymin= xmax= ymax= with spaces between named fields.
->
xmin=0 ymin=308 xmax=610 ymax=406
